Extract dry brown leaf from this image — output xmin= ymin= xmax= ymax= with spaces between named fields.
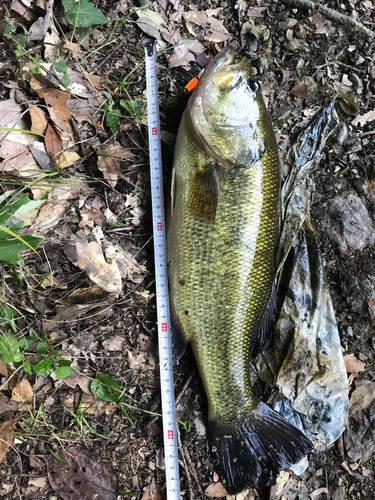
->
xmin=183 ymin=11 xmax=230 ymax=42
xmin=33 ymin=86 xmax=72 ymax=136
xmin=344 ymin=353 xmax=366 ymax=373
xmin=56 ymin=151 xmax=80 ymax=169
xmin=86 ymin=74 xmax=102 ymax=89
xmin=0 ymin=141 xmax=40 ymax=176
xmin=141 ymin=479 xmax=162 ymax=500
xmin=68 ymin=99 xmax=96 ymax=125
xmin=64 ymin=374 xmax=93 ymax=396
xmin=64 ymin=394 xmax=115 ymax=415
xmin=28 ymin=477 xmax=48 ymax=488
xmin=168 ymin=39 xmax=205 ymax=69
xmin=205 ymin=480 xmax=229 ymax=498
xmin=11 ymin=0 xmax=37 ymax=20
xmin=349 ymin=381 xmax=375 ymax=416
xmin=269 ymin=470 xmax=291 ymax=500
xmin=352 ymin=109 xmax=375 ymax=127
xmin=103 ymin=243 xmax=147 ymax=283
xmin=0 ymin=421 xmax=15 ymax=463
xmin=43 ymin=446 xmax=118 ymax=500
xmin=102 ymin=336 xmax=123 ymax=351
xmin=0 ymin=361 xmax=8 ymax=379
xmin=45 ymin=122 xmax=63 ymax=156
xmin=63 ymin=40 xmax=81 ymax=58
xmin=291 ymin=82 xmax=310 ymax=99
xmin=29 ymin=105 xmax=48 ymax=135
xmin=79 ymin=196 xmax=104 ymax=228
xmin=27 ymin=200 xmax=69 ymax=235
xmin=94 ymin=144 xmax=134 ymax=188
xmin=67 ymin=236 xmax=122 ymax=293
xmin=11 ymin=379 xmax=34 ymax=403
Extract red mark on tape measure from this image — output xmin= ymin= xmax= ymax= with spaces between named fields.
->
xmin=152 ymin=127 xmax=157 ymax=135
xmin=168 ymin=430 xmax=174 ymax=439
xmin=157 ymin=222 xmax=162 ymax=231
xmin=162 ymin=323 xmax=167 ymax=332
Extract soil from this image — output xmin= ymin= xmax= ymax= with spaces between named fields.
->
xmin=0 ymin=0 xmax=374 ymax=499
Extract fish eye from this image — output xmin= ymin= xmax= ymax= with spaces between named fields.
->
xmin=248 ymin=80 xmax=258 ymax=92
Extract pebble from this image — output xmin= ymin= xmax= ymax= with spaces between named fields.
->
xmin=332 ymin=486 xmax=346 ymax=500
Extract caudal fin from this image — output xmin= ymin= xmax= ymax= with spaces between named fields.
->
xmin=209 ymin=402 xmax=313 ymax=495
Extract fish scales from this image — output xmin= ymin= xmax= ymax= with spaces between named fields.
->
xmin=167 ymin=46 xmax=313 ymax=495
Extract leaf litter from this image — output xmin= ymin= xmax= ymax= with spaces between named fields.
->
xmin=42 ymin=446 xmax=118 ymax=500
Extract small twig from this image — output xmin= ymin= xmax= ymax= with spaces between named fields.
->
xmin=70 ymin=118 xmax=85 ymax=157
xmin=184 ymin=445 xmax=204 ymax=495
xmin=175 ymin=368 xmax=196 ymax=407
xmin=282 ymin=0 xmax=375 ymax=39
xmin=131 ymin=309 xmax=154 ymax=337
xmin=92 ymin=39 xmax=127 ymax=72
xmin=177 ymin=426 xmax=194 ymax=500
xmin=336 ymin=433 xmax=345 ymax=461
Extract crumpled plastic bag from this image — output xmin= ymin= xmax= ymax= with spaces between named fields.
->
xmin=253 ymin=98 xmax=349 ymax=467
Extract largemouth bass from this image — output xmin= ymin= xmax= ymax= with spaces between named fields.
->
xmin=167 ymin=46 xmax=313 ymax=494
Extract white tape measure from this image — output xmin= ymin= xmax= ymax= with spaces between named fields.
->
xmin=145 ymin=40 xmax=181 ymax=500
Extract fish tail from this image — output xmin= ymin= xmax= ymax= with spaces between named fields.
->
xmin=209 ymin=402 xmax=313 ymax=495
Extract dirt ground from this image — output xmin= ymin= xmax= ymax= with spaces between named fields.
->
xmin=0 ymin=0 xmax=374 ymax=499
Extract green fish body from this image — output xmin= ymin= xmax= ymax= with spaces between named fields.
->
xmin=167 ymin=46 xmax=313 ymax=494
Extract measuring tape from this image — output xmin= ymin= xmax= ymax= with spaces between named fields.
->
xmin=145 ymin=40 xmax=181 ymax=500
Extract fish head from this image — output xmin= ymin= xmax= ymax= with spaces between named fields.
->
xmin=186 ymin=46 xmax=275 ymax=167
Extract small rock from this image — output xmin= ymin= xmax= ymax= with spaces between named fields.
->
xmin=332 ymin=486 xmax=346 ymax=500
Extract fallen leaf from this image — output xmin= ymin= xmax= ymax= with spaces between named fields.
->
xmin=0 ymin=361 xmax=8 ymax=378
xmin=349 ymin=381 xmax=375 ymax=416
xmin=168 ymin=39 xmax=205 ymax=70
xmin=64 ymin=374 xmax=92 ymax=395
xmin=205 ymin=480 xmax=229 ymax=498
xmin=63 ymin=40 xmax=81 ymax=58
xmin=29 ymin=105 xmax=49 ymax=135
xmin=68 ymin=99 xmax=96 ymax=125
xmin=11 ymin=0 xmax=37 ymax=20
xmin=11 ymin=379 xmax=34 ymax=404
xmin=102 ymin=336 xmax=123 ymax=351
xmin=28 ymin=477 xmax=48 ymax=488
xmin=26 ymin=200 xmax=69 ymax=235
xmin=65 ymin=234 xmax=122 ymax=293
xmin=43 ymin=446 xmax=118 ymax=500
xmin=79 ymin=196 xmax=104 ymax=227
xmin=102 ymin=242 xmax=147 ymax=283
xmin=269 ymin=470 xmax=291 ymax=499
xmin=183 ymin=10 xmax=230 ymax=42
xmin=344 ymin=353 xmax=366 ymax=373
xmin=32 ymin=86 xmax=72 ymax=136
xmin=45 ymin=122 xmax=63 ymax=156
xmin=94 ymin=144 xmax=134 ymax=188
xmin=291 ymin=82 xmax=310 ymax=98
xmin=56 ymin=151 xmax=80 ymax=169
xmin=141 ymin=478 xmax=162 ymax=500
xmin=29 ymin=13 xmax=51 ymax=41
xmin=64 ymin=394 xmax=116 ymax=415
xmin=0 ymin=421 xmax=15 ymax=463
xmin=310 ymin=488 xmax=328 ymax=500
xmin=136 ymin=8 xmax=165 ymax=39
xmin=86 ymin=74 xmax=102 ymax=89
xmin=29 ymin=146 xmax=56 ymax=170
xmin=352 ymin=109 xmax=375 ymax=127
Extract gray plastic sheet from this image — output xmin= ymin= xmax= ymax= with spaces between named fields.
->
xmin=253 ymin=98 xmax=349 ymax=462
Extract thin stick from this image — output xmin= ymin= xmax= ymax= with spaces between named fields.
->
xmin=282 ymin=0 xmax=375 ymax=39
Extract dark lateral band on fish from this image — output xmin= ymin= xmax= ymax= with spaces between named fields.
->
xmin=167 ymin=45 xmax=313 ymax=494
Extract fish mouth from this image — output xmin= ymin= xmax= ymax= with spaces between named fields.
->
xmin=211 ymin=47 xmax=250 ymax=91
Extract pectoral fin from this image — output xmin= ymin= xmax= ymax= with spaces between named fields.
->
xmin=188 ymin=163 xmax=219 ymax=221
